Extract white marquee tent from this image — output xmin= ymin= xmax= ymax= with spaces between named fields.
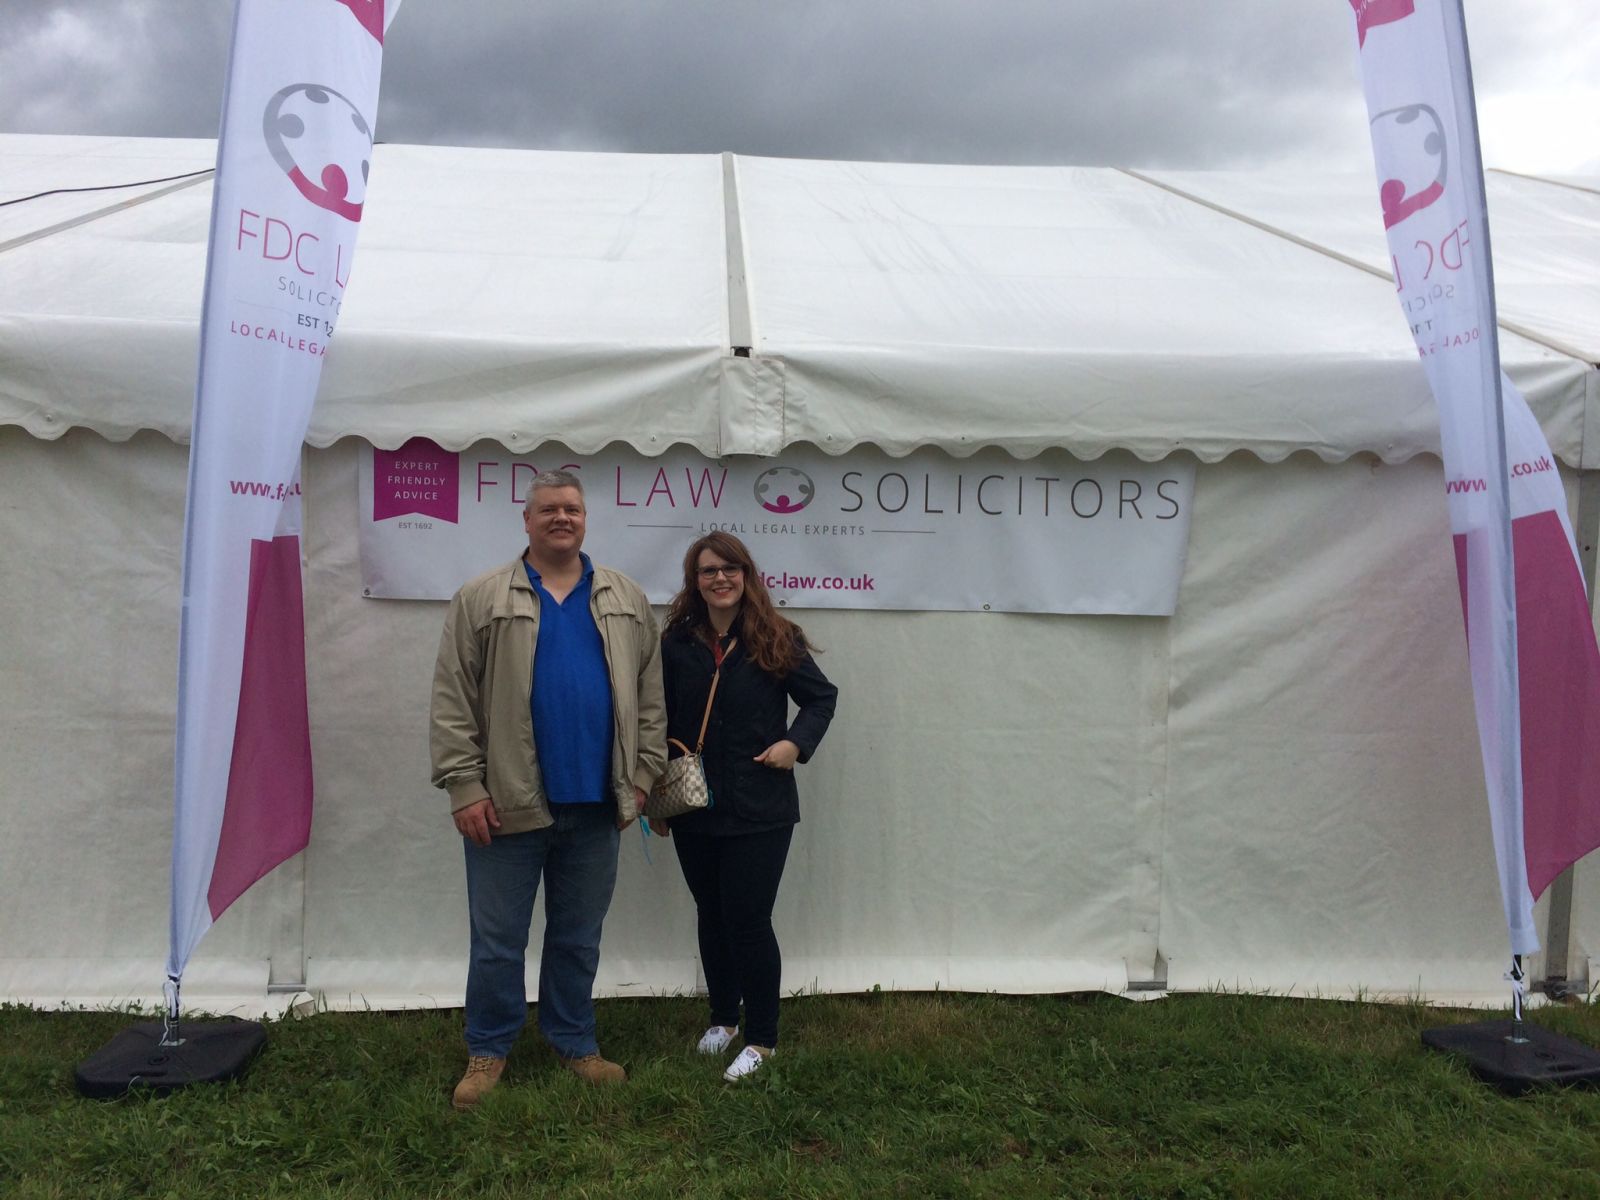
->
xmin=3 ymin=134 xmax=1598 ymax=1012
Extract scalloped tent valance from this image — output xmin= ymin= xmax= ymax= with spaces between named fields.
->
xmin=1 ymin=135 xmax=1595 ymax=465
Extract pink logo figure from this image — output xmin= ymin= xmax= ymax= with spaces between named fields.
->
xmin=333 ymin=0 xmax=385 ymax=44
xmin=373 ymin=438 xmax=460 ymax=524
xmin=1370 ymin=104 xmax=1447 ymax=229
xmin=1350 ymin=0 xmax=1414 ymax=46
xmin=753 ymin=466 xmax=815 ymax=514
xmin=263 ymin=84 xmax=374 ymax=222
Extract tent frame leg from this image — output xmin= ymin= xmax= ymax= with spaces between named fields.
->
xmin=1543 ymin=867 xmax=1577 ymax=998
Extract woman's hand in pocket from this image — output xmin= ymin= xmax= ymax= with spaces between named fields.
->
xmin=754 ymin=739 xmax=799 ymax=770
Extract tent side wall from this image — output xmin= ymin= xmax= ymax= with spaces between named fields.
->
xmin=0 ymin=428 xmax=296 ymax=1005
xmin=1162 ymin=452 xmax=1548 ymax=996
xmin=2 ymin=425 xmax=1584 ymax=1009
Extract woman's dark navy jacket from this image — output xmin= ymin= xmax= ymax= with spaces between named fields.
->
xmin=659 ymin=623 xmax=838 ymax=837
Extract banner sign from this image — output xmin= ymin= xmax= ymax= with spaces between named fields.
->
xmin=359 ymin=440 xmax=1196 ymax=616
xmin=169 ymin=0 xmax=400 ymax=999
xmin=1352 ymin=0 xmax=1600 ymax=953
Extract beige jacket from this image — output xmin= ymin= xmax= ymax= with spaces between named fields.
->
xmin=429 ymin=554 xmax=667 ymax=835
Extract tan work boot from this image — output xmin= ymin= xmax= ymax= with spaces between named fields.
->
xmin=560 ymin=1052 xmax=627 ymax=1084
xmin=452 ymin=1055 xmax=506 ymax=1110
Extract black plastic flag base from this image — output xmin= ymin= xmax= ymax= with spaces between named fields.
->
xmin=75 ymin=1020 xmax=267 ymax=1098
xmin=1422 ymin=1019 xmax=1600 ymax=1095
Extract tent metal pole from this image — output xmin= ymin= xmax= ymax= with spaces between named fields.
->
xmin=1509 ymin=955 xmax=1528 ymax=1042
xmin=721 ymin=151 xmax=753 ymax=355
xmin=1542 ymin=868 xmax=1576 ymax=995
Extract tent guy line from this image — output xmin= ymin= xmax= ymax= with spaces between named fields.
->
xmin=0 ymin=170 xmax=213 ymax=256
xmin=0 ymin=166 xmax=215 ymax=209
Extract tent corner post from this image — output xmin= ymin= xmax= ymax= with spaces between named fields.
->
xmin=1540 ymin=865 xmax=1577 ymax=997
xmin=1125 ymin=951 xmax=1168 ymax=993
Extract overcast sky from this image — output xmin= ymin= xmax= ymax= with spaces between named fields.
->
xmin=4 ymin=0 xmax=1596 ymax=175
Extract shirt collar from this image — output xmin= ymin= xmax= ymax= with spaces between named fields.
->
xmin=522 ymin=552 xmax=594 ymax=585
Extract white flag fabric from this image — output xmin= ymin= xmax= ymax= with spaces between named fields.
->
xmin=1351 ymin=0 xmax=1600 ymax=954
xmin=168 ymin=0 xmax=400 ymax=997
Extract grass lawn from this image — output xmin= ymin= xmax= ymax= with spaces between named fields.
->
xmin=5 ymin=991 xmax=1600 ymax=1198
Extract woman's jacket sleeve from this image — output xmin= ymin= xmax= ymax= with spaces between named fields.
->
xmin=784 ymin=650 xmax=838 ymax=763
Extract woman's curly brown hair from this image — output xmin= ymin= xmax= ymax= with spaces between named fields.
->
xmin=663 ymin=531 xmax=814 ymax=675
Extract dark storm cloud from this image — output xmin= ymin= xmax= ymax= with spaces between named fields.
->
xmin=374 ymin=1 xmax=1369 ymax=168
xmin=3 ymin=2 xmax=233 ymax=137
xmin=0 ymin=1 xmax=1589 ymax=172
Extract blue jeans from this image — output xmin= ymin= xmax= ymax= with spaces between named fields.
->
xmin=463 ymin=803 xmax=620 ymax=1059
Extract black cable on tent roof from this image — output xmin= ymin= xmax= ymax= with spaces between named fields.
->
xmin=0 ymin=167 xmax=215 ymax=209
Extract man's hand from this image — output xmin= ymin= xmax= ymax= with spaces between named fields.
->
xmin=754 ymin=739 xmax=800 ymax=770
xmin=617 ymin=786 xmax=647 ymax=831
xmin=454 ymin=797 xmax=501 ymax=846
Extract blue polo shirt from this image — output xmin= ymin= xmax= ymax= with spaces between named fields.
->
xmin=525 ymin=555 xmax=614 ymax=805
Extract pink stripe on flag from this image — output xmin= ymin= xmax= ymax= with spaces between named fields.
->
xmin=335 ymin=0 xmax=386 ymax=44
xmin=1512 ymin=512 xmax=1600 ymax=896
xmin=1455 ymin=511 xmax=1600 ymax=898
xmin=207 ymin=535 xmax=314 ymax=920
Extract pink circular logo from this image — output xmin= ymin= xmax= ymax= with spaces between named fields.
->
xmin=1370 ymin=104 xmax=1446 ymax=230
xmin=753 ymin=466 xmax=814 ymax=514
xmin=263 ymin=83 xmax=374 ymax=223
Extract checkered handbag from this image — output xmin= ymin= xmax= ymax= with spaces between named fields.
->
xmin=647 ymin=640 xmax=733 ymax=820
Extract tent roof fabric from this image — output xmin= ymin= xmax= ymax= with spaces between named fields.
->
xmin=1 ymin=134 xmax=1594 ymax=465
xmin=1141 ymin=167 xmax=1600 ymax=366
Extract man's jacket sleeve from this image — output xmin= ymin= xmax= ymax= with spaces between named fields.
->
xmin=430 ymin=588 xmax=491 ymax=811
xmin=632 ymin=609 xmax=668 ymax=795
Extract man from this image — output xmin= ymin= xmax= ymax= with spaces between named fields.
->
xmin=430 ymin=469 xmax=665 ymax=1110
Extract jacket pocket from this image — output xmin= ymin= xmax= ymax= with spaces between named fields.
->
xmin=592 ymin=589 xmax=642 ymax=622
xmin=486 ymin=588 xmax=538 ymax=626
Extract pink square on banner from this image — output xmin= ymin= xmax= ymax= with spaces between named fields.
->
xmin=373 ymin=438 xmax=459 ymax=524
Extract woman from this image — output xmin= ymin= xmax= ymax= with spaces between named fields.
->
xmin=653 ymin=531 xmax=838 ymax=1081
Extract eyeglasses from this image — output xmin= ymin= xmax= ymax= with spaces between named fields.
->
xmin=697 ymin=564 xmax=744 ymax=581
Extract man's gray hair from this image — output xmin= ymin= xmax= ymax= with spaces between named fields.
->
xmin=523 ymin=468 xmax=585 ymax=511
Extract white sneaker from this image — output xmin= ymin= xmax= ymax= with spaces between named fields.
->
xmin=722 ymin=1045 xmax=770 ymax=1082
xmin=696 ymin=1026 xmax=737 ymax=1055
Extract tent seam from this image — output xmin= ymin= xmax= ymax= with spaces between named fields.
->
xmin=1487 ymin=167 xmax=1600 ymax=200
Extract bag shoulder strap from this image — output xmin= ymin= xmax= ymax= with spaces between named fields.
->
xmin=694 ymin=637 xmax=736 ymax=752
